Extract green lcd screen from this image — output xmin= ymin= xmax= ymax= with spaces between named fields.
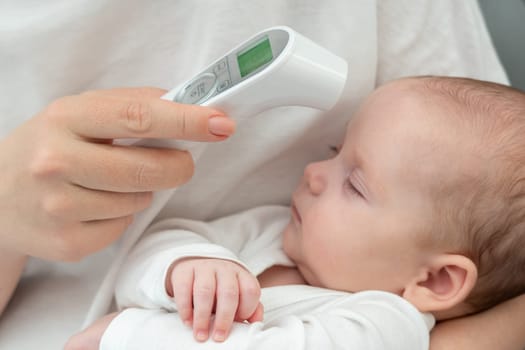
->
xmin=237 ymin=37 xmax=273 ymax=78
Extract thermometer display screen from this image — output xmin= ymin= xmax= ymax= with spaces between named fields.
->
xmin=237 ymin=37 xmax=273 ymax=78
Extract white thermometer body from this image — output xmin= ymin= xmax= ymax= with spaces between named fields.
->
xmin=84 ymin=26 xmax=348 ymax=325
xmin=170 ymin=26 xmax=347 ymax=118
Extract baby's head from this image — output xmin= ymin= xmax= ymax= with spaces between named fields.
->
xmin=282 ymin=76 xmax=525 ymax=319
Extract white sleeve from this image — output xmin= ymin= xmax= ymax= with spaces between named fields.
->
xmin=113 ymin=206 xmax=290 ymax=311
xmin=113 ymin=228 xmax=245 ymax=311
xmin=100 ymin=291 xmax=431 ymax=350
xmin=376 ymin=0 xmax=508 ymax=85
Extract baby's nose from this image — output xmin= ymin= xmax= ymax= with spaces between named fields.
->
xmin=304 ymin=161 xmax=327 ymax=195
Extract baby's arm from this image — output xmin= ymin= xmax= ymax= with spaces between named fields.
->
xmin=80 ymin=290 xmax=429 ymax=350
xmin=113 ymin=206 xmax=289 ymax=313
xmin=65 ymin=257 xmax=263 ymax=349
xmin=97 ymin=207 xmax=288 ymax=348
xmin=167 ymin=257 xmax=263 ymax=342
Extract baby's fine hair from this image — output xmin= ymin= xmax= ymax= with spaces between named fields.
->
xmin=417 ymin=76 xmax=525 ymax=312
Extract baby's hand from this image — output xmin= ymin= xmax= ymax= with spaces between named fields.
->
xmin=167 ymin=258 xmax=263 ymax=342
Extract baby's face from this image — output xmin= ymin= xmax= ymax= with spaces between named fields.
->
xmin=282 ymin=80 xmax=468 ymax=294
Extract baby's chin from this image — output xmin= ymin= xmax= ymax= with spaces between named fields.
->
xmin=280 ymin=223 xmax=296 ymax=255
xmin=294 ymin=264 xmax=325 ymax=289
xmin=296 ymin=266 xmax=359 ymax=293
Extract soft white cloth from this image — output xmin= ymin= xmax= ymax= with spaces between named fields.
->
xmin=100 ymin=206 xmax=434 ymax=350
xmin=0 ymin=1 xmax=507 ymax=348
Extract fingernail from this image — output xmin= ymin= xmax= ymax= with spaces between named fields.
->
xmin=196 ymin=330 xmax=208 ymax=342
xmin=214 ymin=330 xmax=226 ymax=342
xmin=208 ymin=116 xmax=235 ymax=137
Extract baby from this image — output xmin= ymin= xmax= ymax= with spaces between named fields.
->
xmin=67 ymin=76 xmax=525 ymax=349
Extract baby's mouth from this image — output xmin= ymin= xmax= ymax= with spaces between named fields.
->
xmin=291 ymin=202 xmax=302 ymax=224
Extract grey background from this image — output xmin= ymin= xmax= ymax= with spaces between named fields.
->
xmin=478 ymin=0 xmax=525 ymax=90
xmin=478 ymin=5 xmax=525 ymax=347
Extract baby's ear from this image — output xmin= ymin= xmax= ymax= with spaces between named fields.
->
xmin=402 ymin=254 xmax=477 ymax=313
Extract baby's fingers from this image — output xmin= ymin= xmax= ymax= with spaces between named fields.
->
xmin=247 ymin=302 xmax=264 ymax=323
xmin=235 ymin=270 xmax=262 ymax=321
xmin=192 ymin=269 xmax=216 ymax=342
xmin=212 ymin=272 xmax=239 ymax=342
xmin=170 ymin=265 xmax=195 ymax=326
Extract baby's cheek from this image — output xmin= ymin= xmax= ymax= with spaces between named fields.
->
xmin=307 ymin=240 xmax=347 ymax=277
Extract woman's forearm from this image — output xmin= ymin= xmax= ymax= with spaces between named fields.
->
xmin=0 ymin=248 xmax=27 ymax=316
xmin=430 ymin=294 xmax=525 ymax=350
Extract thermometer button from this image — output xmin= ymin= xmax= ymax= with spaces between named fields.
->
xmin=217 ymin=78 xmax=231 ymax=92
xmin=213 ymin=59 xmax=228 ymax=75
xmin=175 ymin=73 xmax=217 ymax=104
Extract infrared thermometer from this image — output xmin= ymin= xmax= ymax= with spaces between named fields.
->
xmin=121 ymin=25 xmax=347 ymax=149
xmin=168 ymin=26 xmax=347 ymax=120
xmin=84 ymin=26 xmax=348 ymax=325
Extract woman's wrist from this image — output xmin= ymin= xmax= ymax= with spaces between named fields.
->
xmin=0 ymin=246 xmax=28 ymax=316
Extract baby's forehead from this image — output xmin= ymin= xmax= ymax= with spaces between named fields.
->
xmin=362 ymin=78 xmax=493 ymax=147
xmin=349 ymin=80 xmax=484 ymax=192
xmin=372 ymin=78 xmax=461 ymax=116
xmin=353 ymin=79 xmax=462 ymax=142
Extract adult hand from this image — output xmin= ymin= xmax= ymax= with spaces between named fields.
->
xmin=0 ymin=87 xmax=235 ymax=261
xmin=430 ymin=293 xmax=525 ymax=350
xmin=65 ymin=312 xmax=119 ymax=350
